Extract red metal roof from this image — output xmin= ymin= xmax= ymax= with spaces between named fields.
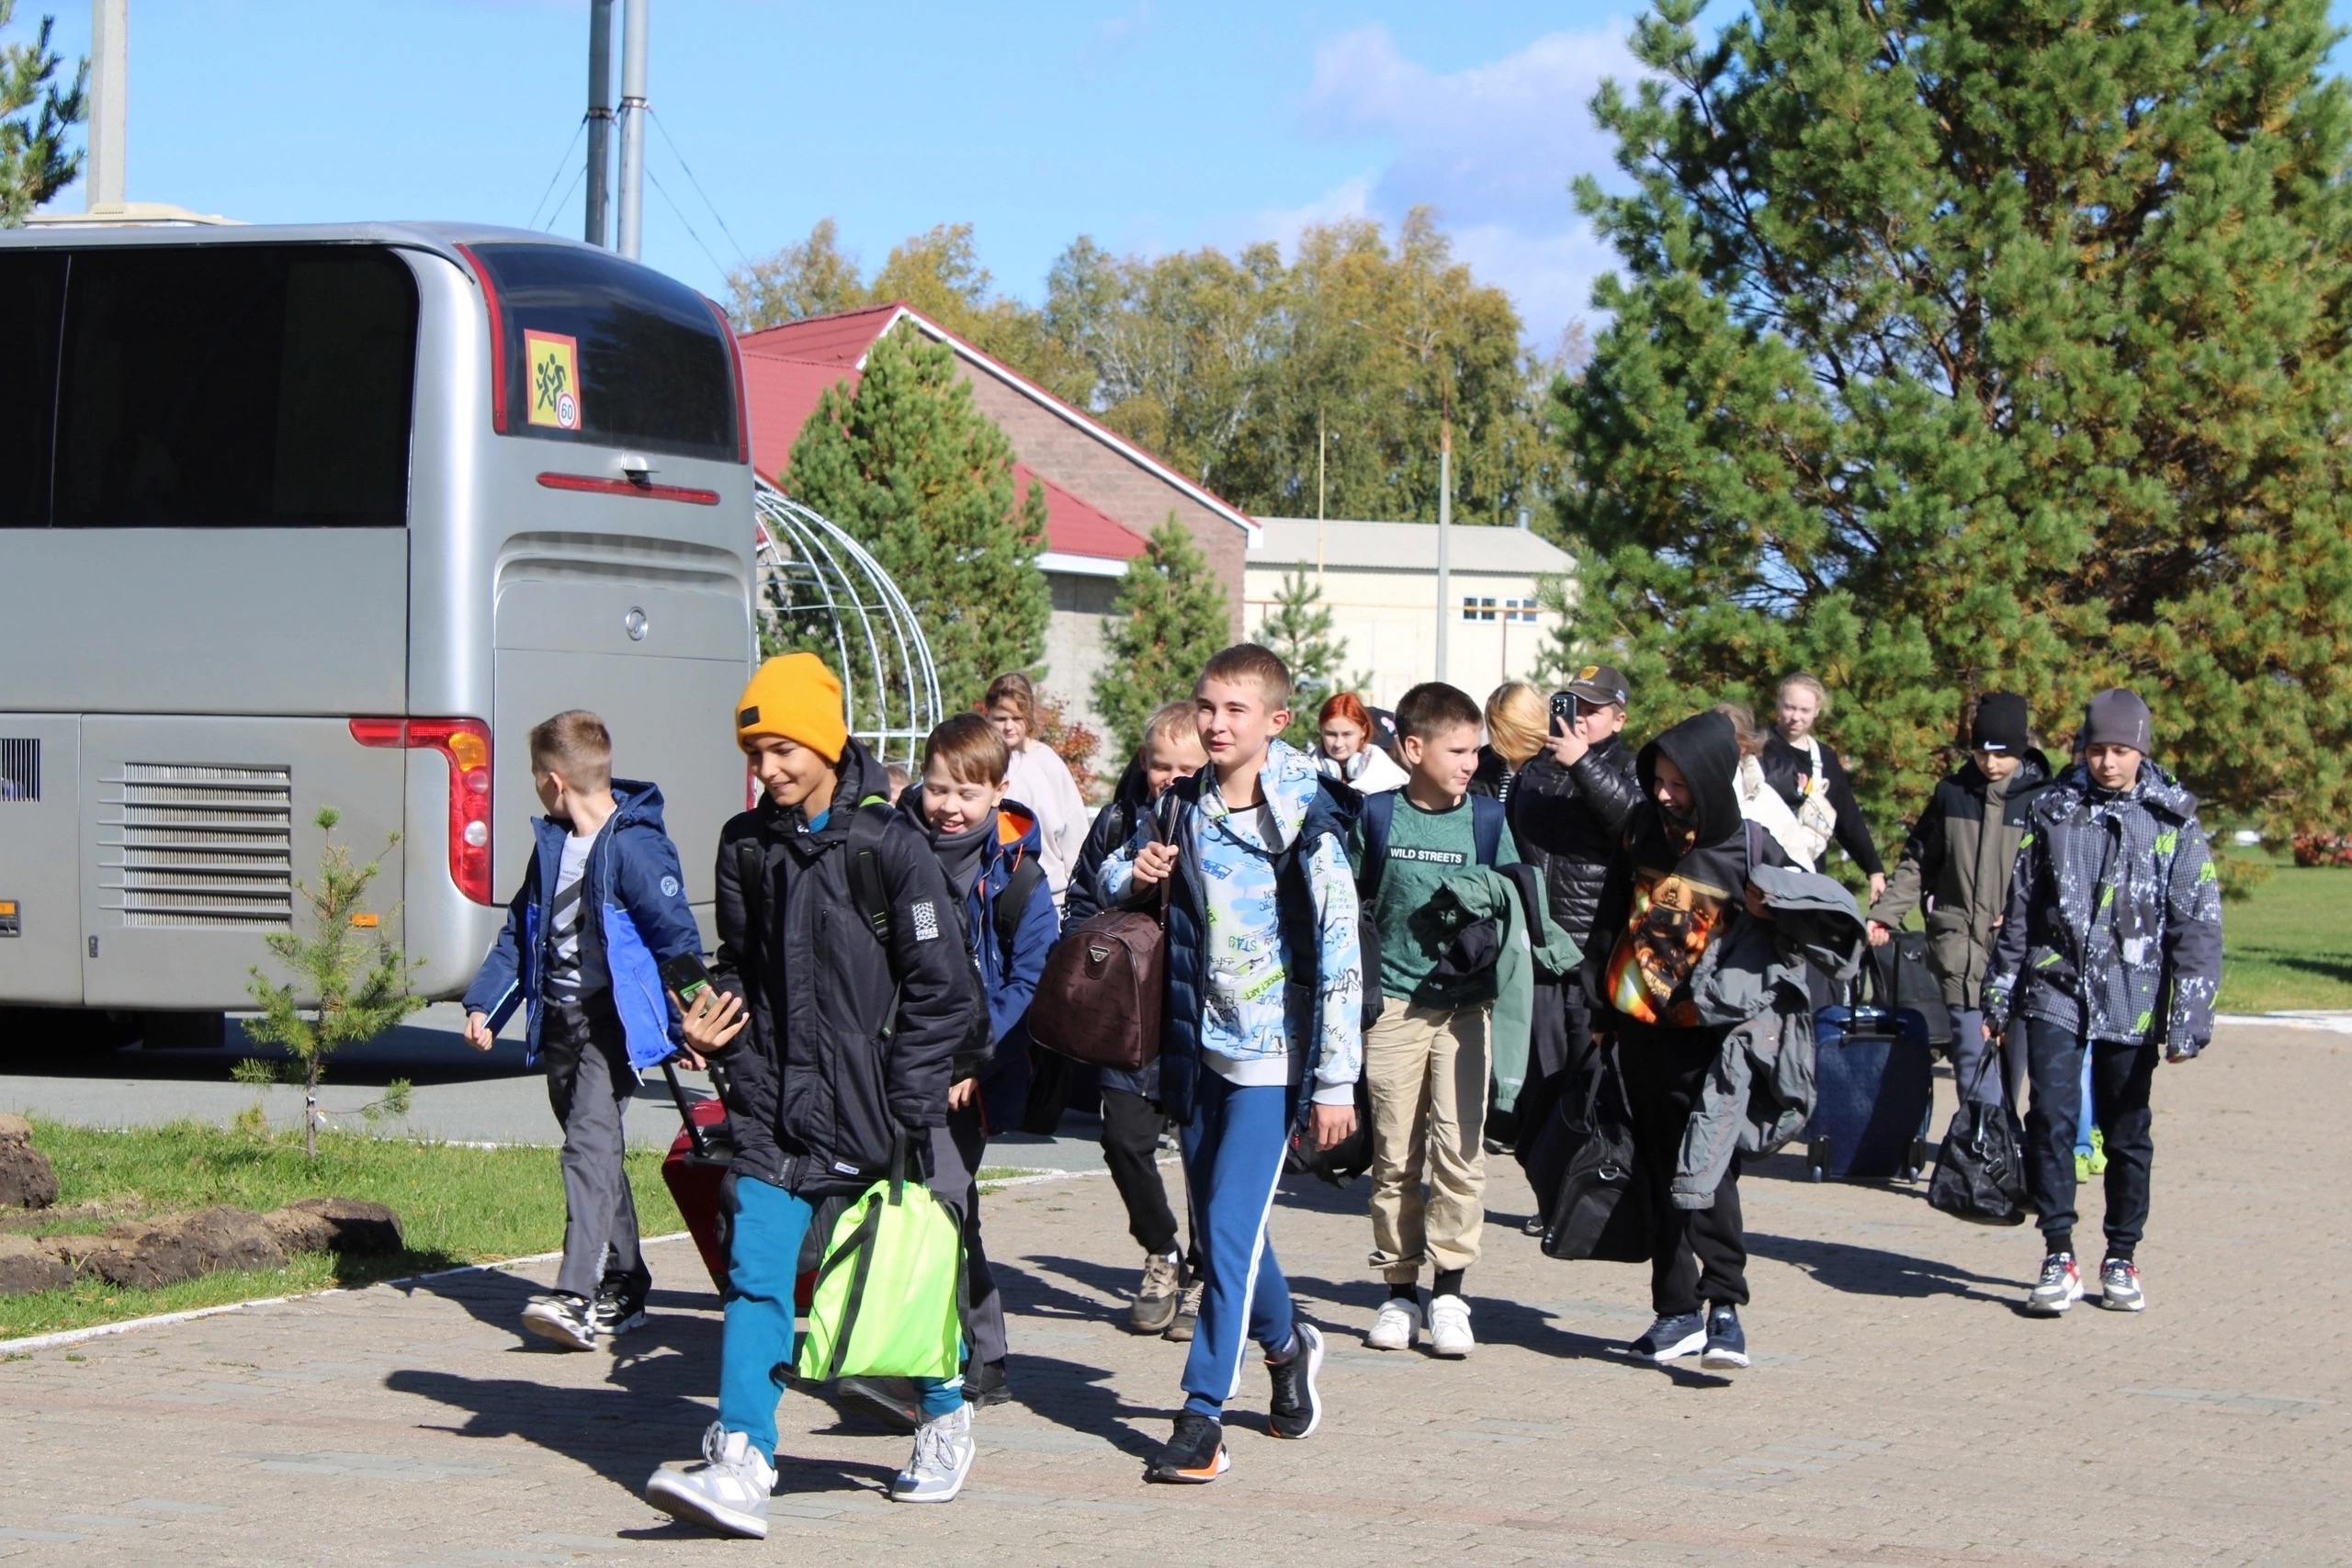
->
xmin=738 ymin=301 xmax=906 ymax=369
xmin=740 ymin=340 xmax=1148 ymax=563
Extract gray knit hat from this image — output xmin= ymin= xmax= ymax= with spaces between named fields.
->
xmin=2083 ymin=688 xmax=2154 ymax=755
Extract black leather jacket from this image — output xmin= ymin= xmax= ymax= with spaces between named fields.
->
xmin=1499 ymin=735 xmax=1642 ymax=952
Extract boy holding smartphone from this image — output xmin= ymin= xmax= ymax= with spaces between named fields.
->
xmin=461 ymin=710 xmax=702 ymax=1351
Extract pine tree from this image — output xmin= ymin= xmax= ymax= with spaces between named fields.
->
xmin=1257 ymin=569 xmax=1349 ymax=747
xmin=1095 ymin=514 xmax=1232 ymax=755
xmin=1558 ymin=0 xmax=2352 ymax=839
xmin=243 ymin=809 xmax=422 ymax=1160
xmin=784 ymin=325 xmax=1050 ymax=713
xmin=0 ymin=1 xmax=83 ymax=226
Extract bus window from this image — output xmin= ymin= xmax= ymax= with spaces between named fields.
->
xmin=469 ymin=243 xmax=734 ymax=462
xmin=0 ymin=252 xmax=63 ymax=527
xmin=51 ymin=244 xmax=418 ymax=528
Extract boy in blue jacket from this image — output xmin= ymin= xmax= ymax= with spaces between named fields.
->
xmin=1101 ymin=644 xmax=1362 ymax=1484
xmin=462 ymin=710 xmax=700 ymax=1351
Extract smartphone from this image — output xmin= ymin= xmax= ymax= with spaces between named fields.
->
xmin=660 ymin=951 xmax=714 ymax=1003
xmin=1549 ymin=690 xmax=1580 ymax=738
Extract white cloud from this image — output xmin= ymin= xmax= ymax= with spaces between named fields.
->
xmin=1295 ymin=23 xmax=1641 ymax=343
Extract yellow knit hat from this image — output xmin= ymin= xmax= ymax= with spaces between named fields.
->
xmin=735 ymin=653 xmax=847 ymax=761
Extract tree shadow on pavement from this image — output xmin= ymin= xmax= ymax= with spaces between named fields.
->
xmin=1747 ymin=1230 xmax=2016 ymax=1302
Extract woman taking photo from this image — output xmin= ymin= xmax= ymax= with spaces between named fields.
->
xmin=1317 ymin=691 xmax=1408 ymax=794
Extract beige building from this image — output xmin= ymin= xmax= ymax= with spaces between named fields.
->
xmin=1246 ymin=518 xmax=1575 ymax=709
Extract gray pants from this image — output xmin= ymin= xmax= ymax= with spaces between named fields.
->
xmin=928 ymin=1101 xmax=1007 ymax=1366
xmin=1948 ymin=1007 xmax=2026 ymax=1109
xmin=541 ymin=998 xmax=648 ymax=1301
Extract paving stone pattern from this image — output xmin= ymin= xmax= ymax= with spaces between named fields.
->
xmin=1 ymin=1024 xmax=2343 ymax=1565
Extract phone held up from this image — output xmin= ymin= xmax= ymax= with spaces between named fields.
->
xmin=661 ymin=951 xmax=714 ymax=1005
xmin=1549 ymin=690 xmax=1581 ymax=738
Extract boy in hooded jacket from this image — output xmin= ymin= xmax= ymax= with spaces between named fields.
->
xmin=1068 ymin=700 xmax=1211 ymax=1337
xmin=1587 ymin=709 xmax=1790 ymax=1372
xmin=462 ymin=710 xmax=700 ymax=1352
xmin=1984 ymin=688 xmax=2221 ymax=1317
xmin=902 ymin=713 xmax=1059 ymax=1407
xmin=643 ymin=655 xmax=980 ymax=1536
xmin=1868 ymin=692 xmax=2054 ymax=1108
xmin=1101 ymin=644 xmax=1362 ymax=1484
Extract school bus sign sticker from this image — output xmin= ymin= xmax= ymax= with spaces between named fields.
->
xmin=525 ymin=330 xmax=582 ymax=431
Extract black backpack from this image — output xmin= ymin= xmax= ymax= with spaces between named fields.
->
xmin=1354 ymin=789 xmax=1508 ymax=1026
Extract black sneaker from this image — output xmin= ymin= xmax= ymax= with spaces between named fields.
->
xmin=590 ymin=1276 xmax=649 ymax=1338
xmin=1701 ymin=1303 xmax=1748 ymax=1370
xmin=1143 ymin=1412 xmax=1228 ymax=1483
xmin=963 ymin=1358 xmax=1012 ymax=1407
xmin=1627 ymin=1310 xmax=1707 ymax=1363
xmin=1265 ymin=1322 xmax=1325 ymax=1439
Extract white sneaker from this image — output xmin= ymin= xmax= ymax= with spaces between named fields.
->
xmin=1367 ymin=1294 xmax=1420 ymax=1351
xmin=520 ymin=1293 xmax=597 ymax=1352
xmin=645 ymin=1423 xmax=775 ymax=1539
xmin=1427 ymin=1294 xmax=1475 ymax=1358
xmin=890 ymin=1400 xmax=976 ymax=1504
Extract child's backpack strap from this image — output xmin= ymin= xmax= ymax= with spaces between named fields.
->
xmin=993 ymin=856 xmax=1046 ymax=963
xmin=1358 ymin=787 xmax=1396 ymax=904
xmin=1470 ymin=793 xmax=1506 ymax=868
xmin=842 ymin=795 xmax=899 ymax=948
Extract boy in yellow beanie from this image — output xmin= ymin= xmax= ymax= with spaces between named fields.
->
xmin=644 ymin=654 xmax=983 ymax=1534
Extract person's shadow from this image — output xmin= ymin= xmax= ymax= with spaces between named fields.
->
xmin=1746 ymin=1230 xmax=2017 ymax=1303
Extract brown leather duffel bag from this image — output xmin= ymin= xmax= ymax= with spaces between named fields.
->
xmin=1029 ymin=869 xmax=1167 ymax=1073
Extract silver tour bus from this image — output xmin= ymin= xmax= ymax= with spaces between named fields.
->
xmin=0 ymin=222 xmax=757 ymax=1043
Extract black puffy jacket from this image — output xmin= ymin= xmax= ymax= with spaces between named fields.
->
xmin=1502 ymin=735 xmax=1642 ymax=953
xmin=1064 ymin=755 xmax=1150 ymax=925
xmin=707 ymin=740 xmax=978 ymax=1195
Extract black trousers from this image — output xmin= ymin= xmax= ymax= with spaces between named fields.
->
xmin=1618 ymin=1022 xmax=1747 ymax=1316
xmin=1099 ymin=1086 xmax=1197 ymax=1268
xmin=2022 ymin=1017 xmax=2158 ymax=1259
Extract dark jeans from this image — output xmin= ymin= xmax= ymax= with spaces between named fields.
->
xmin=540 ymin=997 xmax=648 ymax=1300
xmin=2022 ymin=1016 xmax=2158 ymax=1259
xmin=1099 ymin=1086 xmax=1198 ymax=1269
xmin=1618 ymin=1021 xmax=1747 ymax=1316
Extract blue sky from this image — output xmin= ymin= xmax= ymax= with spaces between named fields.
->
xmin=28 ymin=1 xmax=2352 ymax=350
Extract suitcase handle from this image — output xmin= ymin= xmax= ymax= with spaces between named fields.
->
xmin=661 ymin=1060 xmax=712 ymax=1159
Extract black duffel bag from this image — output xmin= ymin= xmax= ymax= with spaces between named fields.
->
xmin=1927 ymin=1052 xmax=2030 ymax=1226
xmin=1536 ymin=1043 xmax=1651 ymax=1264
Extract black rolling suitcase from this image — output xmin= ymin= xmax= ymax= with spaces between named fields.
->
xmin=1805 ymin=959 xmax=1936 ymax=1182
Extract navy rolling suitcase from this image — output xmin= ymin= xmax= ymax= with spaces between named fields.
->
xmin=1805 ymin=959 xmax=1937 ymax=1182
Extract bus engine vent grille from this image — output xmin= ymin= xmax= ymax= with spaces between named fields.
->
xmin=99 ymin=763 xmax=295 ymax=928
xmin=0 ymin=739 xmax=35 ymax=802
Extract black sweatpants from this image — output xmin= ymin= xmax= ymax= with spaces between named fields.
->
xmin=1099 ymin=1087 xmax=1197 ymax=1268
xmin=1618 ymin=1022 xmax=1747 ymax=1316
xmin=929 ymin=1100 xmax=1007 ymax=1365
xmin=2022 ymin=1017 xmax=2158 ymax=1260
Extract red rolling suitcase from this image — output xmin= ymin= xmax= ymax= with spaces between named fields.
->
xmin=658 ymin=1061 xmax=734 ymax=1292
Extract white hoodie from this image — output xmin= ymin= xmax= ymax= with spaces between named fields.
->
xmin=1320 ymin=744 xmax=1409 ymax=796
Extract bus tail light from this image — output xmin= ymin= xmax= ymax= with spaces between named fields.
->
xmin=350 ymin=717 xmax=496 ymax=906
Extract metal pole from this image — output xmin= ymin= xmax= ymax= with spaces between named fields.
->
xmin=1316 ymin=412 xmax=1327 ymax=585
xmin=584 ymin=0 xmax=613 ymax=247
xmin=616 ymin=0 xmax=649 ymax=259
xmin=86 ymin=0 xmax=126 ymax=210
xmin=1436 ymin=412 xmax=1452 ymax=684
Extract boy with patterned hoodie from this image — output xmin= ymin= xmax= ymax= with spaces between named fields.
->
xmin=1984 ymin=688 xmax=2222 ymax=1317
xmin=1100 ymin=643 xmax=1362 ymax=1484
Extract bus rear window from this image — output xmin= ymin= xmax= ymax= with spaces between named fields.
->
xmin=469 ymin=243 xmax=735 ymax=462
xmin=50 ymin=244 xmax=417 ymax=528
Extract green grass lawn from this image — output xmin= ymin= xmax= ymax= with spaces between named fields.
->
xmin=1 ymin=1119 xmax=685 ymax=1342
xmin=2216 ymin=862 xmax=2352 ymax=1013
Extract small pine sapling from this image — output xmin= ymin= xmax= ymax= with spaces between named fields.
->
xmin=243 ymin=807 xmax=424 ymax=1159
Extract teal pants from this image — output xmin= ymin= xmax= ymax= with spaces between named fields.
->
xmin=716 ymin=1172 xmax=960 ymax=1461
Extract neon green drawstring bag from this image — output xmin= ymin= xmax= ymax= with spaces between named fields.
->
xmin=794 ymin=1139 xmax=965 ymax=1383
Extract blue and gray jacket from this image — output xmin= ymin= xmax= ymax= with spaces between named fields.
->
xmin=461 ymin=778 xmax=703 ymax=1070
xmin=1984 ymin=761 xmax=2222 ymax=1053
xmin=1101 ymin=739 xmax=1363 ymax=1122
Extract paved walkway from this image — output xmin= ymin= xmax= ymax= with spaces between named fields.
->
xmin=1 ymin=1023 xmax=2341 ymax=1564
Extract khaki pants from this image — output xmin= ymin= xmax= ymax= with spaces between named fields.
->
xmin=1364 ymin=997 xmax=1490 ymax=1287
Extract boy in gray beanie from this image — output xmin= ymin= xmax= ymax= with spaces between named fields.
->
xmin=1984 ymin=688 xmax=2222 ymax=1316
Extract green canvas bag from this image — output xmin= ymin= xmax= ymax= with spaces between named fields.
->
xmin=794 ymin=1138 xmax=965 ymax=1383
